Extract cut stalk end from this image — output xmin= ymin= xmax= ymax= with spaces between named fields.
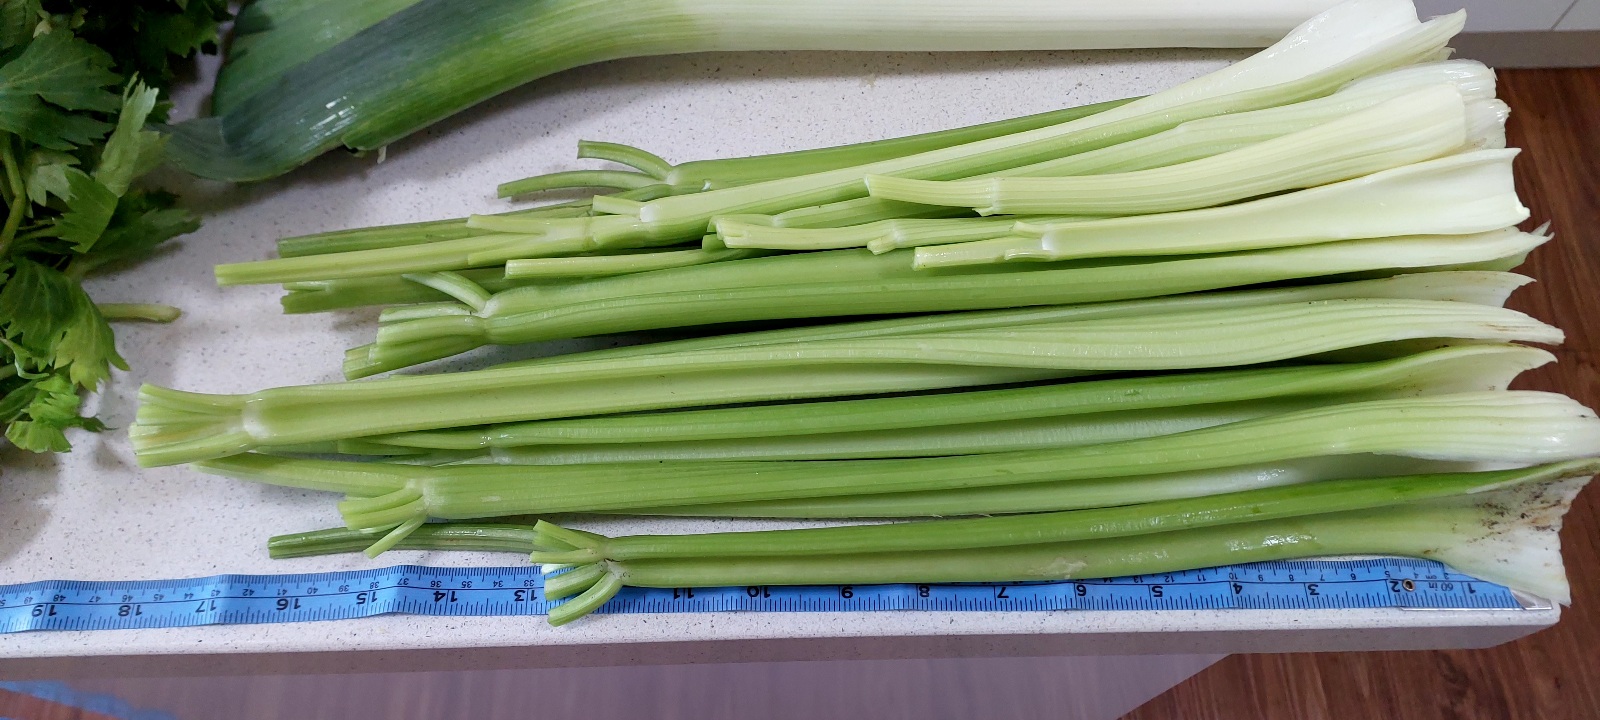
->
xmin=129 ymin=385 xmax=253 ymax=467
xmin=547 ymin=569 xmax=624 ymax=626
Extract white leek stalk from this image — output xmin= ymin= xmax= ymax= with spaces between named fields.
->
xmin=179 ymin=0 xmax=1354 ymax=181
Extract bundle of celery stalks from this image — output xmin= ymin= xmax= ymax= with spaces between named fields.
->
xmin=133 ymin=0 xmax=1600 ymax=626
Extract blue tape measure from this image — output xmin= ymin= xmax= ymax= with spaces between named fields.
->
xmin=0 ymin=558 xmax=1523 ymax=633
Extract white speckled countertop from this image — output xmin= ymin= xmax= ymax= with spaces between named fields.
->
xmin=0 ymin=49 xmax=1556 ymax=675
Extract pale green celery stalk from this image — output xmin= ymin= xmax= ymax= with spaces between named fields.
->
xmin=368 ymin=340 xmax=1544 ymax=451
xmin=459 ymin=6 xmax=1459 ymax=259
xmin=445 ymin=397 xmax=1461 ymax=464
xmin=661 ymin=98 xmax=1140 ymax=186
xmin=487 ymin=270 xmax=1534 ymax=372
xmin=263 ymin=523 xmax=523 ymax=559
xmin=973 ymin=60 xmax=1500 ymax=181
xmin=273 ymin=201 xmax=594 ymax=258
xmin=917 ymin=150 xmax=1529 ymax=268
xmin=358 ymin=231 xmax=1545 ymax=374
xmin=757 ymin=59 xmax=1497 ymax=237
xmin=541 ymin=465 xmax=1595 ymax=624
xmin=503 ymin=248 xmax=774 ymax=279
xmin=192 ymin=393 xmax=1600 ymax=556
xmin=534 ymin=461 xmax=1599 ymax=564
xmin=97 ymin=304 xmax=183 ymax=323
xmin=642 ymin=456 xmax=1475 ymax=518
xmin=574 ymin=141 xmax=674 ymax=177
xmin=496 ymin=170 xmax=660 ymax=198
xmin=225 ymin=185 xmax=701 ymax=285
xmin=759 ymin=71 xmax=1491 ymax=244
xmin=499 ymin=97 xmax=1139 ymax=195
xmin=713 ymin=215 xmax=1037 ymax=252
xmin=135 ymin=296 xmax=1560 ymax=465
xmin=864 ymin=86 xmax=1472 ymax=215
xmin=280 ymin=269 xmax=544 ymax=314
xmin=582 ymin=9 xmax=1464 ymax=249
xmin=267 ymin=523 xmax=543 ymax=560
xmin=769 ymin=200 xmax=973 ymax=231
xmin=175 ymin=0 xmax=1357 ymax=182
xmin=258 ymin=458 xmax=1575 ymax=560
xmin=487 ymin=247 xmax=965 ymax=311
xmin=132 ymin=365 xmax=1071 ymax=467
xmin=358 ymin=245 xmax=997 ymax=329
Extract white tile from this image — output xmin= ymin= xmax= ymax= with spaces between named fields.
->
xmin=1417 ymin=0 xmax=1575 ymax=31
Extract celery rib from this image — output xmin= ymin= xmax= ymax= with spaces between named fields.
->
xmin=537 ymin=461 xmax=1600 ymax=562
xmin=916 ymin=150 xmax=1527 ymax=268
xmin=865 ymin=86 xmax=1471 ymax=216
xmin=496 ymin=170 xmax=659 ymax=198
xmin=368 ymin=344 xmax=1549 ymax=450
xmin=552 ymin=471 xmax=1590 ymax=623
xmin=503 ymin=248 xmax=772 ymax=279
xmin=484 ymin=271 xmax=1533 ymax=371
xmin=193 ymin=393 xmax=1600 ymax=550
xmin=360 ymin=231 xmax=1547 ymax=372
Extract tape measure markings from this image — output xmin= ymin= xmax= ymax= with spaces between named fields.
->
xmin=0 ymin=558 xmax=1523 ymax=634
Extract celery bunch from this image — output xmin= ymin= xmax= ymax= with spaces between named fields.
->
xmin=135 ymin=1 xmax=1600 ymax=625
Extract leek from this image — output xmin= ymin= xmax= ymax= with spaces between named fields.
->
xmin=175 ymin=0 xmax=1352 ymax=181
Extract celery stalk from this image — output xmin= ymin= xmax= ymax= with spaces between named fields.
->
xmin=640 ymin=456 xmax=1473 ymax=518
xmin=484 ymin=271 xmax=1533 ymax=371
xmin=280 ymin=269 xmax=546 ymax=314
xmin=541 ymin=465 xmax=1593 ymax=624
xmin=132 ymin=365 xmax=1072 ymax=466
xmin=744 ymin=59 xmax=1499 ymax=240
xmin=499 ymin=97 xmax=1140 ymax=194
xmin=192 ymin=393 xmax=1600 ymax=553
xmin=356 ymin=230 xmax=1547 ymax=374
xmin=864 ymin=86 xmax=1474 ymax=215
xmin=503 ymin=248 xmax=774 ymax=279
xmin=133 ymin=297 xmax=1560 ymax=465
xmin=267 ymin=523 xmax=539 ymax=559
xmin=535 ymin=461 xmax=1600 ymax=563
xmin=916 ymin=150 xmax=1526 ymax=268
xmin=438 ymin=397 xmax=1471 ymax=463
xmin=368 ymin=343 xmax=1547 ymax=450
xmin=714 ymin=215 xmax=1035 ymax=253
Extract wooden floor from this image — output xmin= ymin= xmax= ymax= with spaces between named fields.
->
xmin=1127 ymin=67 xmax=1600 ymax=720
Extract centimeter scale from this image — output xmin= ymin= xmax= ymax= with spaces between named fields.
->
xmin=0 ymin=558 xmax=1527 ymax=633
